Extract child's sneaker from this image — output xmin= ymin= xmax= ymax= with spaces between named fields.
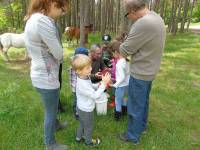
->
xmin=85 ymin=138 xmax=101 ymax=147
xmin=75 ymin=137 xmax=82 ymax=143
xmin=122 ymin=106 xmax=127 ymax=116
xmin=114 ymin=111 xmax=122 ymax=121
xmin=74 ymin=112 xmax=79 ymax=120
xmin=75 ymin=136 xmax=85 ymax=143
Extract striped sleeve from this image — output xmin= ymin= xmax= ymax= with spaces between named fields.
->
xmin=37 ymin=16 xmax=63 ymax=61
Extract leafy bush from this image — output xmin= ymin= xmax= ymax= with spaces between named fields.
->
xmin=193 ymin=5 xmax=200 ymax=22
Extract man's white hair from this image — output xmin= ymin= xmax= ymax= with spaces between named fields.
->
xmin=90 ymin=44 xmax=101 ymax=53
xmin=124 ymin=0 xmax=148 ymax=12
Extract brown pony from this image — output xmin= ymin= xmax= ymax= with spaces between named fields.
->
xmin=64 ymin=24 xmax=92 ymax=45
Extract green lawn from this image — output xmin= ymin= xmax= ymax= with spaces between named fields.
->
xmin=0 ymin=32 xmax=200 ymax=150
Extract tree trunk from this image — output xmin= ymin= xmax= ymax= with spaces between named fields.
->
xmin=75 ymin=0 xmax=79 ymax=27
xmin=163 ymin=0 xmax=168 ymax=23
xmin=175 ymin=0 xmax=183 ymax=33
xmin=96 ymin=0 xmax=101 ymax=31
xmin=22 ymin=0 xmax=29 ymax=28
xmin=168 ymin=0 xmax=175 ymax=32
xmin=84 ymin=0 xmax=91 ymax=44
xmin=187 ymin=0 xmax=196 ymax=31
xmin=71 ymin=0 xmax=76 ymax=26
xmin=180 ymin=0 xmax=190 ymax=32
xmin=120 ymin=0 xmax=130 ymax=34
xmin=80 ymin=0 xmax=85 ymax=47
xmin=116 ymin=0 xmax=120 ymax=33
xmin=108 ymin=0 xmax=114 ymax=33
xmin=149 ymin=0 xmax=153 ymax=10
xmin=101 ymin=0 xmax=106 ymax=35
xmin=90 ymin=0 xmax=95 ymax=31
xmin=160 ymin=0 xmax=165 ymax=19
xmin=171 ymin=0 xmax=179 ymax=35
xmin=153 ymin=0 xmax=161 ymax=13
xmin=8 ymin=0 xmax=14 ymax=29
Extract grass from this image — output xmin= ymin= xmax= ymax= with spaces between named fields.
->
xmin=0 ymin=32 xmax=200 ymax=150
xmin=190 ymin=22 xmax=200 ymax=26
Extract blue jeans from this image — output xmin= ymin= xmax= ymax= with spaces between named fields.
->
xmin=36 ymin=88 xmax=59 ymax=145
xmin=115 ymin=86 xmax=128 ymax=112
xmin=126 ymin=76 xmax=152 ymax=143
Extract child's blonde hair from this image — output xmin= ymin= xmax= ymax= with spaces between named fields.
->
xmin=71 ymin=54 xmax=92 ymax=72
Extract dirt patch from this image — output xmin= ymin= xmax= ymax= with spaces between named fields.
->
xmin=5 ymin=58 xmax=30 ymax=65
xmin=188 ymin=26 xmax=200 ymax=35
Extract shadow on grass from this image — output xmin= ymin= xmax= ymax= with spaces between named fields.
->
xmin=165 ymin=32 xmax=200 ymax=53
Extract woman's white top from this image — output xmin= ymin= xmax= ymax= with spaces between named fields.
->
xmin=24 ymin=13 xmax=63 ymax=89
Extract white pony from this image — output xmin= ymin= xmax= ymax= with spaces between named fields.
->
xmin=0 ymin=33 xmax=26 ymax=61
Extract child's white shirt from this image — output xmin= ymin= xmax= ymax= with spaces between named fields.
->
xmin=113 ymin=58 xmax=130 ymax=88
xmin=76 ymin=77 xmax=106 ymax=112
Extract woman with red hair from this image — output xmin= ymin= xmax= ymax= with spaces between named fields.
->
xmin=24 ymin=0 xmax=69 ymax=149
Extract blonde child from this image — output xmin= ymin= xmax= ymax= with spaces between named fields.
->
xmin=68 ymin=47 xmax=89 ymax=119
xmin=71 ymin=54 xmax=111 ymax=146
